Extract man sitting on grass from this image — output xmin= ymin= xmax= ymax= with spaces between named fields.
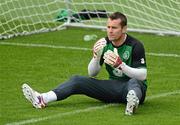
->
xmin=22 ymin=12 xmax=147 ymax=115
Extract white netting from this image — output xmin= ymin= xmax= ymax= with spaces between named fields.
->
xmin=1 ymin=0 xmax=180 ymax=39
xmin=0 ymin=0 xmax=66 ymax=39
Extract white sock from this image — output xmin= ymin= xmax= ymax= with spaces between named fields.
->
xmin=41 ymin=91 xmax=57 ymax=104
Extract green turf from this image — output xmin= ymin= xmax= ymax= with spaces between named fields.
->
xmin=0 ymin=28 xmax=180 ymax=125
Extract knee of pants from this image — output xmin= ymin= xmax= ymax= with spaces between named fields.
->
xmin=70 ymin=75 xmax=85 ymax=82
xmin=70 ymin=75 xmax=81 ymax=81
xmin=127 ymin=78 xmax=143 ymax=94
xmin=69 ymin=75 xmax=88 ymax=86
xmin=128 ymin=78 xmax=141 ymax=86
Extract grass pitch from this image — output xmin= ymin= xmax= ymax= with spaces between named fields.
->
xmin=0 ymin=28 xmax=180 ymax=125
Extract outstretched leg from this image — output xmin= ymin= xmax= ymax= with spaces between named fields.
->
xmin=22 ymin=75 xmax=126 ymax=108
xmin=52 ymin=75 xmax=127 ymax=103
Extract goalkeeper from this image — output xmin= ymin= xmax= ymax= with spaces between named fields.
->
xmin=22 ymin=12 xmax=147 ymax=115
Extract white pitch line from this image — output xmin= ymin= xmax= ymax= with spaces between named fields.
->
xmin=5 ymin=90 xmax=180 ymax=125
xmin=0 ymin=41 xmax=180 ymax=58
xmin=146 ymin=90 xmax=180 ymax=100
xmin=0 ymin=41 xmax=91 ymax=51
xmin=146 ymin=52 xmax=180 ymax=58
xmin=5 ymin=104 xmax=118 ymax=125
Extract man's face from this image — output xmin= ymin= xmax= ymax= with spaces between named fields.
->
xmin=107 ymin=18 xmax=125 ymax=42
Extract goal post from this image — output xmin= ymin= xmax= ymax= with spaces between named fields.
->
xmin=1 ymin=0 xmax=180 ymax=39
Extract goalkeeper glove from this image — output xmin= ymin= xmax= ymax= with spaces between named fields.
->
xmin=93 ymin=38 xmax=107 ymax=59
xmin=103 ymin=49 xmax=122 ymax=68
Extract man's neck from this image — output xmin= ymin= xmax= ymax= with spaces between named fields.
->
xmin=112 ymin=34 xmax=127 ymax=47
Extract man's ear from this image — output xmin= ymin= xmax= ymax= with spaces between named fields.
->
xmin=122 ymin=25 xmax=127 ymax=33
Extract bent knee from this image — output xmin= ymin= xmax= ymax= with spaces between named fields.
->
xmin=70 ymin=75 xmax=85 ymax=81
xmin=129 ymin=78 xmax=142 ymax=84
xmin=128 ymin=78 xmax=142 ymax=87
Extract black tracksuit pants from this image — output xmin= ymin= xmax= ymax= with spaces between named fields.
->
xmin=53 ymin=75 xmax=146 ymax=104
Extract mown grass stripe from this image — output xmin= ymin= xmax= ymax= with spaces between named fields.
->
xmin=0 ymin=41 xmax=180 ymax=58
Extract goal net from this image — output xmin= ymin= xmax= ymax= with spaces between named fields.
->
xmin=1 ymin=0 xmax=180 ymax=39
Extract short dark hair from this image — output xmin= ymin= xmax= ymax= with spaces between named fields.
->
xmin=109 ymin=12 xmax=127 ymax=27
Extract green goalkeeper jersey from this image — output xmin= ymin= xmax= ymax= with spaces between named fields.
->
xmin=100 ymin=34 xmax=147 ymax=87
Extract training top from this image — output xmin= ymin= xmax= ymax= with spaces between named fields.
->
xmin=100 ymin=34 xmax=147 ymax=87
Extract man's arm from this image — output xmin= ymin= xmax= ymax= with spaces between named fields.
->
xmin=103 ymin=50 xmax=147 ymax=81
xmin=120 ymin=62 xmax=147 ymax=81
xmin=88 ymin=38 xmax=107 ymax=77
xmin=88 ymin=58 xmax=101 ymax=77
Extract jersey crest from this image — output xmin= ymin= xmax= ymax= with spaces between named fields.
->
xmin=122 ymin=50 xmax=130 ymax=60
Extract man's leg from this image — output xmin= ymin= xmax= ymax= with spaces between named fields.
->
xmin=126 ymin=78 xmax=146 ymax=103
xmin=52 ymin=75 xmax=126 ymax=103
xmin=22 ymin=75 xmax=127 ymax=108
xmin=125 ymin=78 xmax=146 ymax=115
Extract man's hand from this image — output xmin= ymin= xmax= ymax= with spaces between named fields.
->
xmin=103 ymin=50 xmax=122 ymax=68
xmin=93 ymin=38 xmax=107 ymax=59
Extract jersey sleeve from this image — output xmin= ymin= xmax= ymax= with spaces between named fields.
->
xmin=132 ymin=42 xmax=146 ymax=68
